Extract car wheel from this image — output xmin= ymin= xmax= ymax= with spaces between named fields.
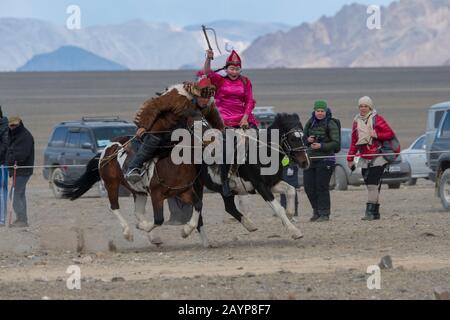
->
xmin=334 ymin=165 xmax=348 ymax=191
xmin=51 ymin=168 xmax=65 ymax=199
xmin=439 ymin=169 xmax=450 ymax=211
xmin=406 ymin=178 xmax=417 ymax=186
xmin=388 ymin=183 xmax=401 ymax=189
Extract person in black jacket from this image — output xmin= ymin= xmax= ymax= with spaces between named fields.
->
xmin=6 ymin=116 xmax=34 ymax=228
xmin=0 ymin=106 xmax=9 ymax=226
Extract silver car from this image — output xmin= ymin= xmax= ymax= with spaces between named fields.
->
xmin=299 ymin=128 xmax=411 ymax=190
xmin=401 ymin=134 xmax=431 ymax=185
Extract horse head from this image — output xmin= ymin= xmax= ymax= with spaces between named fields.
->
xmin=269 ymin=113 xmax=310 ymax=169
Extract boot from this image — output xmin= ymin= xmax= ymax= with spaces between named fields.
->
xmin=373 ymin=203 xmax=380 ymax=220
xmin=362 ymin=203 xmax=378 ymax=221
xmin=316 ymin=209 xmax=330 ymax=222
xmin=310 ymin=208 xmax=320 ymax=222
xmin=126 ymin=134 xmax=161 ymax=183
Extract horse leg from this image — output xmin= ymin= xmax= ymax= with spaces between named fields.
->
xmin=271 ymin=181 xmax=296 ymax=219
xmin=133 ymin=193 xmax=153 ymax=232
xmin=238 ymin=195 xmax=255 ymax=218
xmin=133 ymin=193 xmax=162 ymax=245
xmin=196 ymin=211 xmax=210 ymax=248
xmin=254 ymin=182 xmax=303 ymax=240
xmin=148 ymin=190 xmax=165 ymax=245
xmin=105 ymin=181 xmax=133 ymax=242
xmin=222 ymin=194 xmax=258 ymax=232
xmin=179 ymin=190 xmax=201 ymax=239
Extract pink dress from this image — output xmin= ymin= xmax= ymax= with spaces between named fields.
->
xmin=207 ymin=71 xmax=258 ymax=127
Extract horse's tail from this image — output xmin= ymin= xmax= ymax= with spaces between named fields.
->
xmin=53 ymin=153 xmax=101 ymax=200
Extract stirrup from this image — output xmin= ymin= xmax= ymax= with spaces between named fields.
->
xmin=126 ymin=168 xmax=143 ymax=183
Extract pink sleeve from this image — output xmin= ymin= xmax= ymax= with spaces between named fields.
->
xmin=207 ymin=71 xmax=223 ymax=88
xmin=347 ymin=121 xmax=359 ymax=162
xmin=244 ymin=79 xmax=256 ymax=116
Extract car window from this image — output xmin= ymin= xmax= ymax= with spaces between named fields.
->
xmin=412 ymin=136 xmax=425 ymax=150
xmin=49 ymin=127 xmax=68 ymax=147
xmin=435 ymin=111 xmax=445 ymax=129
xmin=66 ymin=132 xmax=81 ymax=148
xmin=341 ymin=130 xmax=351 ymax=149
xmin=441 ymin=113 xmax=450 ymax=138
xmin=93 ymin=126 xmax=136 ymax=148
xmin=79 ymin=129 xmax=92 ymax=146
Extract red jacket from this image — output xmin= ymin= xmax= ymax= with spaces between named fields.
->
xmin=347 ymin=115 xmax=395 ymax=162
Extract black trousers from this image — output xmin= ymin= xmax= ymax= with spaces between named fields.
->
xmin=303 ymin=162 xmax=334 ymax=215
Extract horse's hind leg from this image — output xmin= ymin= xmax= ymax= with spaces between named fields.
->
xmin=222 ymin=194 xmax=258 ymax=232
xmin=105 ymin=180 xmax=133 ymax=242
xmin=180 ymin=191 xmax=202 ymax=239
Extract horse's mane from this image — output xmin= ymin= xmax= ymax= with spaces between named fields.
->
xmin=268 ymin=113 xmax=303 ymax=132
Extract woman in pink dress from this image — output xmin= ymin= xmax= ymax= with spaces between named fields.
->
xmin=203 ymin=49 xmax=258 ymax=196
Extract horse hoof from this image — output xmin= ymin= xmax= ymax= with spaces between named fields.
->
xmin=124 ymin=232 xmax=134 ymax=242
xmin=150 ymin=236 xmax=163 ymax=246
xmin=291 ymin=230 xmax=304 ymax=240
xmin=181 ymin=225 xmax=194 ymax=239
xmin=241 ymin=216 xmax=258 ymax=232
xmin=137 ymin=222 xmax=154 ymax=233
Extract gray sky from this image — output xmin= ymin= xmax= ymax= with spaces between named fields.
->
xmin=0 ymin=0 xmax=395 ymax=27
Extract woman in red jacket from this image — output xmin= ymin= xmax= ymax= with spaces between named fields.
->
xmin=347 ymin=96 xmax=395 ymax=221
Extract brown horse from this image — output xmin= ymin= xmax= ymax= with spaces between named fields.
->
xmin=54 ymin=109 xmax=214 ymax=247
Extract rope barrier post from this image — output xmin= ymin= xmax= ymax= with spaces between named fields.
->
xmin=7 ymin=161 xmax=17 ymax=227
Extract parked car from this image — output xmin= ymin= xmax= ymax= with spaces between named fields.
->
xmin=253 ymin=106 xmax=276 ymax=128
xmin=425 ymin=101 xmax=450 ymax=210
xmin=401 ymin=134 xmax=431 ymax=185
xmin=426 ymin=101 xmax=450 ymax=181
xmin=298 ymin=128 xmax=411 ymax=190
xmin=43 ymin=117 xmax=136 ymax=198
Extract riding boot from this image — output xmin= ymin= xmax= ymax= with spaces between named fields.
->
xmin=373 ymin=203 xmax=380 ymax=220
xmin=221 ymin=163 xmax=232 ymax=197
xmin=362 ymin=203 xmax=377 ymax=221
xmin=126 ymin=134 xmax=161 ymax=183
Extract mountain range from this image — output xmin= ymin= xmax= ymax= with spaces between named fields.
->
xmin=0 ymin=18 xmax=289 ymax=71
xmin=243 ymin=0 xmax=450 ymax=68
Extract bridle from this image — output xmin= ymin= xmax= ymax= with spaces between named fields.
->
xmin=280 ymin=128 xmax=308 ymax=159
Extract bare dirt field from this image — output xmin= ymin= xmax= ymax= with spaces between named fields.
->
xmin=0 ymin=68 xmax=450 ymax=300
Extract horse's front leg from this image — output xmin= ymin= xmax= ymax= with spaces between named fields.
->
xmin=133 ymin=193 xmax=162 ymax=245
xmin=148 ymin=189 xmax=165 ymax=245
xmin=254 ymin=182 xmax=303 ymax=240
xmin=180 ymin=191 xmax=202 ymax=239
xmin=134 ymin=193 xmax=154 ymax=232
xmin=271 ymin=181 xmax=296 ymax=219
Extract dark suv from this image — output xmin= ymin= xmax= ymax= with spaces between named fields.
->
xmin=43 ymin=117 xmax=136 ymax=198
xmin=426 ymin=101 xmax=450 ymax=210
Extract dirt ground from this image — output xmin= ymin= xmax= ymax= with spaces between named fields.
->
xmin=0 ymin=177 xmax=449 ymax=300
xmin=0 ymin=68 xmax=450 ymax=300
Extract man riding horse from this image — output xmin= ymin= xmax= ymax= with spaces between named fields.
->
xmin=125 ymin=78 xmax=225 ymax=183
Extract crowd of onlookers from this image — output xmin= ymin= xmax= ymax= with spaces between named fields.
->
xmin=281 ymin=96 xmax=397 ymax=222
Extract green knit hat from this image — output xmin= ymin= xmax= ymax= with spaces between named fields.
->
xmin=314 ymin=100 xmax=328 ymax=111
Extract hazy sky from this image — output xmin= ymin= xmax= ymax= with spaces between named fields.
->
xmin=0 ymin=0 xmax=395 ymax=27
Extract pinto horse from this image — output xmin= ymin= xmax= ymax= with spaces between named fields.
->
xmin=202 ymin=113 xmax=310 ymax=240
xmin=54 ymin=109 xmax=213 ymax=247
